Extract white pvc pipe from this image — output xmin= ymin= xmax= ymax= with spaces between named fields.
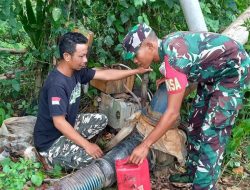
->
xmin=179 ymin=0 xmax=208 ymax=32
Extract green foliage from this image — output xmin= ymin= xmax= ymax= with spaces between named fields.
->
xmin=17 ymin=100 xmax=38 ymax=116
xmin=14 ymin=0 xmax=48 ymax=50
xmin=0 ymin=108 xmax=6 ymax=125
xmin=0 ymin=102 xmax=14 ymax=125
xmin=200 ymin=0 xmax=237 ymax=32
xmin=1 ymin=0 xmax=248 ymax=74
xmin=1 ymin=0 xmax=247 ymax=92
xmin=237 ymin=89 xmax=250 ymax=120
xmin=75 ymin=0 xmax=186 ymax=65
xmin=225 ymin=90 xmax=250 ymax=163
xmin=148 ymin=62 xmax=161 ymax=92
xmin=1 ymin=0 xmax=71 ymax=113
xmin=226 ymin=152 xmax=242 ymax=169
xmin=0 ymin=78 xmax=21 ymax=98
xmin=226 ymin=119 xmax=250 ymax=156
xmin=0 ymin=0 xmax=26 ymax=39
xmin=243 ymin=19 xmax=250 ymax=52
xmin=0 ymin=158 xmax=45 ymax=190
xmin=223 ymin=136 xmax=250 ymax=174
xmin=243 ymin=19 xmax=250 ymax=31
xmin=247 ymin=145 xmax=250 ymax=159
xmin=46 ymin=164 xmax=63 ymax=178
xmin=86 ymin=86 xmax=98 ymax=98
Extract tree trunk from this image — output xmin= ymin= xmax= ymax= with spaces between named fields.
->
xmin=35 ymin=68 xmax=42 ymax=97
xmin=222 ymin=6 xmax=250 ymax=45
xmin=141 ymin=73 xmax=149 ymax=107
xmin=0 ymin=48 xmax=27 ymax=54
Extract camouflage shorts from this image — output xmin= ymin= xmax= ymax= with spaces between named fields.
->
xmin=39 ymin=113 xmax=108 ymax=170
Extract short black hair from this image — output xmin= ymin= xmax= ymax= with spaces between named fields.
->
xmin=58 ymin=32 xmax=88 ymax=59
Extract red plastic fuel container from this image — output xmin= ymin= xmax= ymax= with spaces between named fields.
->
xmin=115 ymin=157 xmax=151 ymax=190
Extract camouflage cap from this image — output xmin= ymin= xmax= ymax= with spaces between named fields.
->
xmin=122 ymin=23 xmax=152 ymax=60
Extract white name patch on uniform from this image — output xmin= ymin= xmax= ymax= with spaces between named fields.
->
xmin=165 ymin=77 xmax=182 ymax=91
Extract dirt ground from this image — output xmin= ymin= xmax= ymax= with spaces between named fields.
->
xmin=98 ymin=126 xmax=250 ymax=190
xmin=87 ymin=101 xmax=250 ymax=190
xmin=105 ymin=169 xmax=250 ymax=190
xmin=1 ymin=101 xmax=249 ymax=190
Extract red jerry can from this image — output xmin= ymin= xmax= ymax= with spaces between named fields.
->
xmin=115 ymin=157 xmax=151 ymax=190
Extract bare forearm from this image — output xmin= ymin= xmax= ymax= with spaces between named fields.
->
xmin=106 ymin=69 xmax=138 ymax=80
xmin=54 ymin=118 xmax=90 ymax=149
xmin=93 ymin=67 xmax=152 ymax=81
xmin=94 ymin=69 xmax=138 ymax=81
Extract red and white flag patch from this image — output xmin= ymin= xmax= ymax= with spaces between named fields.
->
xmin=52 ymin=97 xmax=61 ymax=105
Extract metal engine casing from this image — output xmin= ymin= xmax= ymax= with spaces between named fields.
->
xmin=99 ymin=93 xmax=140 ymax=129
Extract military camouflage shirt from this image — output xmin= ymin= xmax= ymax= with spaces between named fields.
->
xmin=158 ymin=32 xmax=250 ymax=94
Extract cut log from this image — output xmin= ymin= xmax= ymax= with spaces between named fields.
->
xmin=0 ymin=73 xmax=15 ymax=80
xmin=0 ymin=68 xmax=26 ymax=80
xmin=0 ymin=47 xmax=27 ymax=54
xmin=222 ymin=6 xmax=250 ymax=45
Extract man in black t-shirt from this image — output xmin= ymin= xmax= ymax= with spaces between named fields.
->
xmin=33 ymin=32 xmax=151 ymax=170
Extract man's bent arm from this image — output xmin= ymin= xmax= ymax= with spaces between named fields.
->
xmin=53 ymin=115 xmax=103 ymax=158
xmin=93 ymin=67 xmax=152 ymax=81
xmin=142 ymin=90 xmax=185 ymax=147
xmin=129 ymin=90 xmax=185 ymax=164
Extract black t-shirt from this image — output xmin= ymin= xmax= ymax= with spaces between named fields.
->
xmin=33 ymin=68 xmax=96 ymax=152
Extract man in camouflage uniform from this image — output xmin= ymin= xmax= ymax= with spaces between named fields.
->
xmin=122 ymin=23 xmax=250 ymax=189
xmin=33 ymin=32 xmax=151 ymax=170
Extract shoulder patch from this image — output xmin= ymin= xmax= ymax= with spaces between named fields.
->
xmin=52 ymin=97 xmax=61 ymax=105
xmin=164 ymin=56 xmax=188 ymax=94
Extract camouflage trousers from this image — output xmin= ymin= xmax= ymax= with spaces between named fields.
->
xmin=39 ymin=113 xmax=108 ymax=170
xmin=186 ymin=77 xmax=243 ymax=190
